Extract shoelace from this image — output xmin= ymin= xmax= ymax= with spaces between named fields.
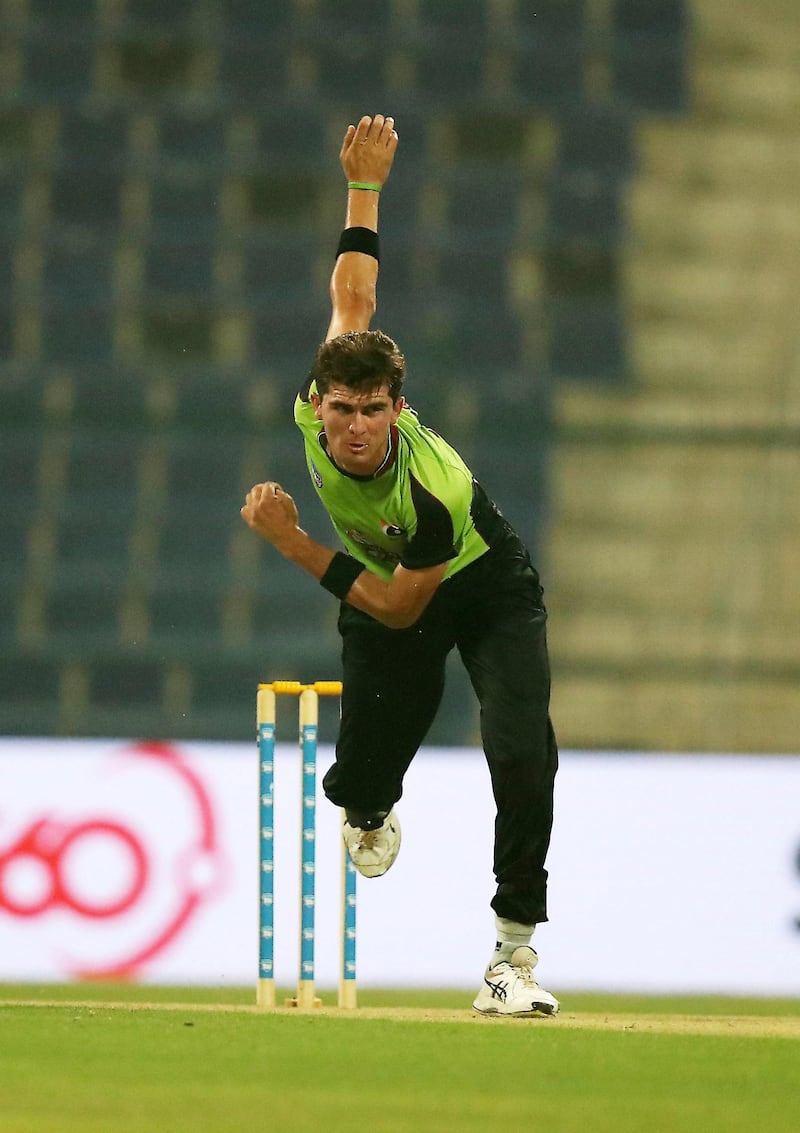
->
xmin=511 ymin=959 xmax=539 ymax=987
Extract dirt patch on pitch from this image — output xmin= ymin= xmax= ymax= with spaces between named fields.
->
xmin=326 ymin=1006 xmax=800 ymax=1038
xmin=3 ymin=999 xmax=798 ymax=1038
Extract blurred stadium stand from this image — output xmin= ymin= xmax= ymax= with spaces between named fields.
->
xmin=10 ymin=0 xmax=793 ymax=754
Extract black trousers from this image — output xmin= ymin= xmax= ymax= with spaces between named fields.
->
xmin=322 ymin=547 xmax=558 ymax=925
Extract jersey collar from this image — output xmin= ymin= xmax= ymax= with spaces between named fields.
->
xmin=318 ymin=424 xmax=400 ymax=481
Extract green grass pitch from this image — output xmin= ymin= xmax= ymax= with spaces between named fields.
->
xmin=1 ymin=985 xmax=798 ymax=1132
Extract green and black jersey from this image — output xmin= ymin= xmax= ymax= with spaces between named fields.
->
xmin=294 ymin=392 xmax=505 ymax=583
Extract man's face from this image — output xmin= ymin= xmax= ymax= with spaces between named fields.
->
xmin=311 ymin=383 xmax=402 ymax=476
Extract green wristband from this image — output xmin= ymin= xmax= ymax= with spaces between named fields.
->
xmin=347 ymin=181 xmax=382 ymax=192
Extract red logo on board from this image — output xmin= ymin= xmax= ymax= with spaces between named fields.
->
xmin=0 ymin=742 xmax=225 ymax=979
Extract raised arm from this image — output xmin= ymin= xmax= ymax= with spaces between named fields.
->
xmin=242 ymin=114 xmax=448 ymax=629
xmin=326 ymin=114 xmax=398 ymax=341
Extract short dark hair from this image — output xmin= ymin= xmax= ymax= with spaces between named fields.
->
xmin=311 ymin=331 xmax=405 ymax=402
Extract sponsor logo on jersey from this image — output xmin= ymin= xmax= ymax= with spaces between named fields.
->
xmin=345 ymin=528 xmax=401 ymax=568
xmin=380 ymin=520 xmax=405 ymax=539
xmin=310 ymin=459 xmax=323 ymax=488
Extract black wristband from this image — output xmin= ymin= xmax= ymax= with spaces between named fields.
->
xmin=336 ymin=226 xmax=380 ymax=262
xmin=319 ymin=553 xmax=365 ymax=600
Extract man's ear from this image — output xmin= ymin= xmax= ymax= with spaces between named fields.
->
xmin=310 ymin=392 xmax=323 ymax=419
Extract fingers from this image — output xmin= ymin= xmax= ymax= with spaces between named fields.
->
xmin=381 ymin=116 xmax=398 ymax=149
xmin=340 ymin=123 xmax=357 ymax=162
xmin=241 ymin=482 xmax=282 ymax=510
xmin=347 ymin=114 xmax=398 ymax=149
xmin=354 ymin=114 xmax=372 ymax=145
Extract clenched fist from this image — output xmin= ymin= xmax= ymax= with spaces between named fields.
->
xmin=240 ymin=482 xmax=300 ymax=548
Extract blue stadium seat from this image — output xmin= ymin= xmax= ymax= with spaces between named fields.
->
xmin=383 ymin=104 xmax=428 ymax=160
xmin=313 ymin=0 xmax=394 ymax=38
xmin=69 ymin=369 xmax=154 ymax=428
xmin=218 ymin=0 xmax=294 ymax=40
xmin=406 ymin=40 xmax=488 ymax=103
xmin=547 ymin=298 xmax=626 ymax=380
xmin=244 ymin=167 xmax=325 ymax=233
xmin=0 ymin=369 xmax=48 ymax=425
xmin=242 ymin=427 xmax=311 ymax=496
xmin=501 ymin=0 xmax=586 ymax=106
xmin=143 ymin=241 xmax=215 ymax=301
xmin=449 ymin=303 xmax=525 ymax=371
xmin=0 ymin=172 xmax=23 ymax=239
xmin=64 ymin=431 xmax=142 ymax=510
xmin=462 ymin=442 xmax=550 ymax=560
xmin=123 ymin=0 xmax=196 ymax=34
xmin=547 ymin=170 xmax=623 ymax=243
xmin=0 ymin=105 xmax=37 ymax=165
xmin=610 ymin=33 xmax=688 ymax=113
xmin=53 ymin=505 xmax=133 ymax=587
xmin=435 ymin=245 xmax=513 ymax=303
xmin=312 ymin=39 xmax=391 ymax=106
xmin=253 ymin=108 xmax=328 ymax=166
xmin=471 ymin=373 xmax=553 ymax=441
xmin=22 ymin=32 xmax=96 ymax=102
xmin=612 ymin=0 xmax=687 ymax=35
xmin=0 ymin=199 xmax=14 ymax=325
xmin=148 ymin=580 xmax=224 ymax=645
xmin=251 ymin=298 xmax=329 ymax=367
xmin=26 ymin=0 xmax=98 ymax=32
xmin=0 ymin=655 xmax=62 ymax=734
xmin=218 ymin=40 xmax=292 ymax=107
xmin=46 ymin=581 xmax=122 ymax=646
xmin=240 ymin=232 xmax=319 ymax=305
xmin=0 ymin=237 xmax=12 ymax=298
xmin=376 ymin=250 xmax=436 ymax=320
xmin=0 ymin=502 xmax=31 ymax=588
xmin=189 ymin=656 xmax=312 ymax=742
xmin=50 ymin=170 xmax=123 ymax=231
xmin=610 ymin=0 xmax=688 ymax=112
xmin=155 ymin=108 xmax=230 ymax=172
xmin=392 ymin=294 xmax=523 ymax=373
xmin=168 ymin=371 xmax=266 ymax=432
xmin=557 ymin=103 xmax=635 ymax=176
xmin=544 ymin=242 xmax=619 ymax=299
xmin=0 ymin=301 xmax=12 ymax=360
xmin=371 ymin=292 xmax=448 ymax=368
xmin=40 ymin=303 xmax=114 ymax=363
xmin=58 ymin=108 xmax=130 ymax=172
xmin=416 ymin=0 xmax=489 ymax=40
xmin=154 ymin=506 xmax=239 ymax=581
xmin=140 ymin=306 xmax=215 ymax=360
xmin=250 ymin=575 xmax=334 ymax=658
xmin=511 ymin=39 xmax=584 ymax=108
xmin=146 ymin=171 xmax=222 ymax=239
xmin=466 ymin=371 xmax=551 ymax=437
xmin=89 ymin=657 xmax=163 ymax=709
xmin=42 ymin=231 xmax=115 ymax=304
xmin=515 ymin=0 xmax=587 ymax=37
xmin=442 ymin=169 xmax=525 ymax=243
xmin=114 ymin=34 xmax=200 ymax=99
xmin=0 ymin=584 xmax=19 ymax=645
xmin=164 ymin=434 xmax=246 ymax=505
xmin=0 ymin=427 xmax=41 ymax=499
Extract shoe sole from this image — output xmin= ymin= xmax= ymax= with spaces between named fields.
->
xmin=473 ymin=1003 xmax=559 ymax=1018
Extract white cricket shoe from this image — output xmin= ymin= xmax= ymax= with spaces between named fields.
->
xmin=473 ymin=946 xmax=560 ymax=1017
xmin=342 ymin=808 xmax=401 ymax=878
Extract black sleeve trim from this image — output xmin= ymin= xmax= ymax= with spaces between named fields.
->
xmin=298 ymin=370 xmax=314 ymax=402
xmin=400 ymin=472 xmax=457 ymax=571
